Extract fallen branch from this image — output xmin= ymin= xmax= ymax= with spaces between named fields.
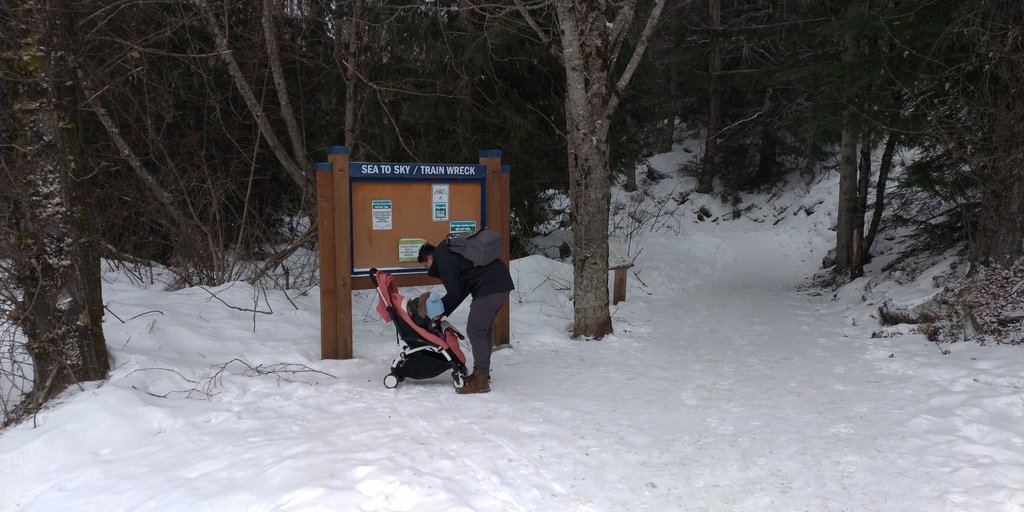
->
xmin=125 ymin=359 xmax=336 ymax=401
xmin=198 ymin=286 xmax=272 ymax=315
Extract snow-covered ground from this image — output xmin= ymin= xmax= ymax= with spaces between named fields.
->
xmin=1 ymin=147 xmax=1022 ymax=512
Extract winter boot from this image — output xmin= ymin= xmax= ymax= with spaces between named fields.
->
xmin=456 ymin=372 xmax=490 ymax=394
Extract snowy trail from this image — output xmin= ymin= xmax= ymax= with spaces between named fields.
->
xmin=474 ymin=226 xmax=1022 ymax=512
xmin=2 ymin=211 xmax=1023 ymax=511
xmin=607 ymin=229 xmax=901 ymax=511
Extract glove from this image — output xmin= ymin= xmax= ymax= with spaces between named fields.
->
xmin=425 ymin=292 xmax=445 ymax=319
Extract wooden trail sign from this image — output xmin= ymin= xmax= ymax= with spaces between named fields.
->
xmin=315 ymin=147 xmax=511 ymax=360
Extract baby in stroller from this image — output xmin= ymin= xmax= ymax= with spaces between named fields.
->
xmin=369 ymin=269 xmax=467 ymax=389
xmin=405 ymin=292 xmax=445 ymax=338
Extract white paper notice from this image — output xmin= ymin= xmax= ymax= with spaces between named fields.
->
xmin=432 ymin=184 xmax=449 ymax=221
xmin=398 ymin=238 xmax=426 ymax=262
xmin=432 ymin=184 xmax=449 ymax=203
xmin=371 ymin=199 xmax=392 ymax=230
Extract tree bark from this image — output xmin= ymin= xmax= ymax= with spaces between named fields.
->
xmin=549 ymin=0 xmax=666 ymax=339
xmin=863 ymin=133 xmax=897 ymax=262
xmin=555 ymin=1 xmax=613 ymax=338
xmin=835 ymin=127 xmax=859 ymax=275
xmin=969 ymin=24 xmax=1024 ymax=266
xmin=755 ymin=86 xmax=776 ymax=185
xmin=3 ymin=0 xmax=109 ymax=421
xmin=851 ymin=137 xmax=872 ymax=277
xmin=972 ymin=168 xmax=1024 ymax=265
xmin=343 ymin=1 xmax=363 ymax=157
xmin=834 ymin=0 xmax=861 ymax=278
xmin=698 ymin=0 xmax=721 ymax=194
xmin=262 ymin=0 xmax=309 ymax=167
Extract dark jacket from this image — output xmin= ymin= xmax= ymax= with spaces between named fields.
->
xmin=427 ymin=238 xmax=514 ymax=317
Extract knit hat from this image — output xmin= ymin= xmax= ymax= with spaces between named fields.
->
xmin=415 ymin=291 xmax=445 ymax=320
xmin=425 ymin=292 xmax=444 ymax=319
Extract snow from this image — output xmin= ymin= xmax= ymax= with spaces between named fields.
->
xmin=2 ymin=146 xmax=1023 ymax=512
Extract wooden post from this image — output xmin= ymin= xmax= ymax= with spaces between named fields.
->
xmin=482 ymin=150 xmax=511 ymax=349
xmin=613 ymin=267 xmax=628 ymax=305
xmin=609 ymin=238 xmax=632 ymax=305
xmin=315 ymin=163 xmax=338 ymax=359
xmin=329 ymin=146 xmax=353 ymax=359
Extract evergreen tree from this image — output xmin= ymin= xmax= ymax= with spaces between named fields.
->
xmin=911 ymin=1 xmax=1024 ymax=266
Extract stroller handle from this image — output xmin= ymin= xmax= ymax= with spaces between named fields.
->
xmin=368 ymin=267 xmax=380 ymax=287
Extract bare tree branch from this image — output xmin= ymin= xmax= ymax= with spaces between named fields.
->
xmin=608 ymin=0 xmax=670 ymax=118
xmin=77 ymin=68 xmax=192 ymax=229
xmin=262 ymin=0 xmax=309 ymax=167
xmin=191 ymin=0 xmax=310 ymax=193
xmin=512 ymin=0 xmax=561 ymax=58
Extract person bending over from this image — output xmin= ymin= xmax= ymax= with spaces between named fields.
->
xmin=418 ymin=238 xmax=513 ymax=394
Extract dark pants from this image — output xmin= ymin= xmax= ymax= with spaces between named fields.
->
xmin=466 ymin=292 xmax=508 ymax=375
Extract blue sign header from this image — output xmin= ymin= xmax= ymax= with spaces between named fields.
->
xmin=349 ymin=162 xmax=486 ymax=179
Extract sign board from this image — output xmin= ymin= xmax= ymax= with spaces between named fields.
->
xmin=350 ymin=181 xmax=483 ymax=274
xmin=314 ymin=147 xmax=510 ymax=360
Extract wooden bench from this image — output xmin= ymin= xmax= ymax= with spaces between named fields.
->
xmin=609 ymin=238 xmax=634 ymax=305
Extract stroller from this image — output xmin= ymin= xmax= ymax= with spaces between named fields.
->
xmin=369 ymin=268 xmax=468 ymax=389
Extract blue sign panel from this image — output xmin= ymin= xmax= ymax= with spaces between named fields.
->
xmin=349 ymin=162 xmax=486 ymax=179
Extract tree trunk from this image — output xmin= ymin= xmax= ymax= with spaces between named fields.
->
xmin=554 ymin=1 xmax=614 ymax=338
xmin=755 ymin=86 xmax=776 ymax=185
xmin=834 ymin=0 xmax=861 ymax=278
xmin=344 ymin=1 xmax=362 ymax=157
xmin=972 ymin=170 xmax=1024 ymax=265
xmin=698 ymin=0 xmax=721 ymax=194
xmin=456 ymin=0 xmax=478 ymax=149
xmin=968 ymin=39 xmax=1024 ymax=266
xmin=863 ymin=134 xmax=897 ymax=262
xmin=549 ymin=0 xmax=665 ymax=339
xmin=4 ymin=0 xmax=109 ymax=421
xmin=262 ymin=0 xmax=309 ymax=167
xmin=851 ymin=137 xmax=872 ymax=277
xmin=566 ymin=110 xmax=615 ymax=338
xmin=835 ymin=127 xmax=859 ymax=275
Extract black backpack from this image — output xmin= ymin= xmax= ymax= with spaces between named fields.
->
xmin=447 ymin=228 xmax=504 ymax=267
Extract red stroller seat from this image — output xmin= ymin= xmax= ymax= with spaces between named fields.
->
xmin=370 ymin=268 xmax=468 ymax=389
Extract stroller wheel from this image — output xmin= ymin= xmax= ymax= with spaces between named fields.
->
xmin=452 ymin=371 xmax=465 ymax=389
xmin=383 ymin=374 xmax=399 ymax=389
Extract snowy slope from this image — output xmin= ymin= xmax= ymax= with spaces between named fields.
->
xmin=1 ymin=147 xmax=1022 ymax=512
